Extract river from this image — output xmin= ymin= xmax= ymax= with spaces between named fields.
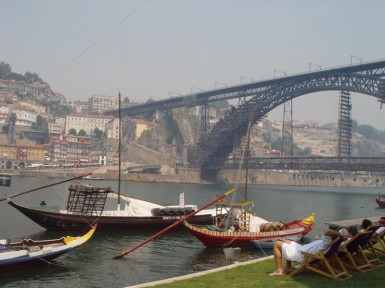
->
xmin=0 ymin=176 xmax=383 ymax=287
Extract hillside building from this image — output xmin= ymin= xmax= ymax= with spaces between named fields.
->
xmin=65 ymin=113 xmax=115 ymax=136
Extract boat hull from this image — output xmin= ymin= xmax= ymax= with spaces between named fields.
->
xmin=8 ymin=200 xmax=213 ymax=231
xmin=376 ymin=198 xmax=385 ymax=208
xmin=0 ymin=226 xmax=96 ymax=271
xmin=183 ymin=217 xmax=314 ymax=247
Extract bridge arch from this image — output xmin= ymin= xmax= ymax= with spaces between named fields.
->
xmin=197 ymin=73 xmax=385 ymax=180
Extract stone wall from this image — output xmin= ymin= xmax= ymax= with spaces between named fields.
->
xmin=218 ymin=170 xmax=385 ymax=187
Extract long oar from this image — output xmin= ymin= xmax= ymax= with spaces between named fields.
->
xmin=113 ymin=188 xmax=236 ymax=259
xmin=0 ymin=172 xmax=92 ymax=202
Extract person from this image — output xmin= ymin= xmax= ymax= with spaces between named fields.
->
xmin=340 ymin=226 xmax=357 ymax=246
xmin=269 ymin=228 xmax=347 ymax=276
xmin=360 ymin=218 xmax=372 ymax=232
xmin=372 ymin=216 xmax=385 ymax=239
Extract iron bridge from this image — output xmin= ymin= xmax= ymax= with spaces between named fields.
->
xmin=105 ymin=59 xmax=385 ymax=180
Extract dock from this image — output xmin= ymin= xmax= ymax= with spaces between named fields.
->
xmin=326 ymin=216 xmax=383 ymax=229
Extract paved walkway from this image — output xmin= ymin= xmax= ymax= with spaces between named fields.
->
xmin=125 ymin=255 xmax=274 ymax=288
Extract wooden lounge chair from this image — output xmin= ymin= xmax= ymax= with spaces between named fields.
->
xmin=290 ymin=236 xmax=351 ymax=280
xmin=337 ymin=231 xmax=374 ymax=272
xmin=361 ymin=226 xmax=385 ymax=267
xmin=369 ymin=227 xmax=385 ymax=257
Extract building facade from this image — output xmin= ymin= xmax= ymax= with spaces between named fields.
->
xmin=65 ymin=113 xmax=115 ymax=135
xmin=88 ymin=94 xmax=118 ymax=113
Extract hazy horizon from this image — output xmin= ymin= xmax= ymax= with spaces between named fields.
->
xmin=1 ymin=0 xmax=385 ymax=129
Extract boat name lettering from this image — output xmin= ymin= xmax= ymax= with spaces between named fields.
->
xmin=162 ymin=216 xmax=181 ymax=220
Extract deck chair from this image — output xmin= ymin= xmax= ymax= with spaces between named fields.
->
xmin=290 ymin=236 xmax=351 ymax=280
xmin=337 ymin=231 xmax=374 ymax=272
xmin=370 ymin=227 xmax=385 ymax=256
xmin=361 ymin=226 xmax=385 ymax=267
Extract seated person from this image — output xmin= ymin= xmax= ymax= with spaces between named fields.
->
xmin=269 ymin=228 xmax=347 ymax=276
xmin=372 ymin=217 xmax=385 ymax=239
xmin=340 ymin=226 xmax=357 ymax=246
xmin=360 ymin=218 xmax=372 ymax=232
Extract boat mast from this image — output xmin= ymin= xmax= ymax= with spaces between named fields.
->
xmin=243 ymin=115 xmax=253 ymax=201
xmin=118 ymin=92 xmax=122 ymax=210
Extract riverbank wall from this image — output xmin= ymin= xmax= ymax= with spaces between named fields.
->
xmin=1 ymin=168 xmax=384 ymax=187
xmin=218 ymin=169 xmax=385 ymax=187
xmin=0 ymin=167 xmax=205 ymax=184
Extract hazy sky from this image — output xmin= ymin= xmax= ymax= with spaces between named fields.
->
xmin=1 ymin=1 xmax=385 ymax=129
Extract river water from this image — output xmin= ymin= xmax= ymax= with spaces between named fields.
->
xmin=0 ymin=176 xmax=384 ymax=287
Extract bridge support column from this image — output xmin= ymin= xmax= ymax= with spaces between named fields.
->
xmin=338 ymin=91 xmax=352 ymax=161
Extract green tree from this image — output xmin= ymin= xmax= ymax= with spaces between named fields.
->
xmin=54 ymin=104 xmax=74 ymax=117
xmin=0 ymin=62 xmax=12 ymax=79
xmin=24 ymin=71 xmax=42 ymax=83
xmin=93 ymin=127 xmax=104 ymax=138
xmin=78 ymin=129 xmax=87 ymax=136
xmin=69 ymin=128 xmax=77 ymax=135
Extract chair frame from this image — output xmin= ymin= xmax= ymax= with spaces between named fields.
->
xmin=337 ymin=231 xmax=374 ymax=272
xmin=369 ymin=227 xmax=385 ymax=258
xmin=290 ymin=236 xmax=351 ymax=280
xmin=361 ymin=225 xmax=385 ymax=267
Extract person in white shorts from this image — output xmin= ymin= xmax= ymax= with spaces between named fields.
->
xmin=269 ymin=228 xmax=348 ymax=276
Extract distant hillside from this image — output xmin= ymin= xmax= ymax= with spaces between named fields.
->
xmin=352 ymin=120 xmax=385 ymax=144
xmin=0 ymin=61 xmax=44 ymax=84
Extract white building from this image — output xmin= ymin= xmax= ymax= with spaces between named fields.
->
xmin=88 ymin=94 xmax=118 ymax=113
xmin=48 ymin=122 xmax=63 ymax=136
xmin=65 ymin=113 xmax=115 ymax=135
xmin=105 ymin=118 xmax=120 ymax=139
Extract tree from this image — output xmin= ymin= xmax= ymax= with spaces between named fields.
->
xmin=78 ymin=129 xmax=87 ymax=136
xmin=69 ymin=128 xmax=77 ymax=135
xmin=93 ymin=127 xmax=104 ymax=138
xmin=24 ymin=71 xmax=42 ymax=83
xmin=53 ymin=104 xmax=74 ymax=117
xmin=0 ymin=62 xmax=12 ymax=79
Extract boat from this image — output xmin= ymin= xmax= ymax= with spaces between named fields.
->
xmin=0 ymin=225 xmax=96 ymax=271
xmin=251 ymin=234 xmax=302 ymax=249
xmin=183 ymin=117 xmax=314 ymax=247
xmin=183 ymin=203 xmax=314 ymax=247
xmin=7 ymin=93 xmax=214 ymax=231
xmin=80 ymin=175 xmax=105 ymax=180
xmin=7 ymin=184 xmax=215 ymax=230
xmin=375 ymin=193 xmax=385 ymax=208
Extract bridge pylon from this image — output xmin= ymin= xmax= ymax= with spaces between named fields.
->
xmin=338 ymin=90 xmax=352 ymax=161
xmin=281 ymin=99 xmax=294 ymax=157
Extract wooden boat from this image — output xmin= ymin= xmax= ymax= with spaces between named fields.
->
xmin=183 ymin=200 xmax=314 ymax=247
xmin=251 ymin=234 xmax=302 ymax=249
xmin=7 ymin=184 xmax=214 ymax=231
xmin=375 ymin=193 xmax=385 ymax=208
xmin=183 ymin=117 xmax=314 ymax=247
xmin=80 ymin=175 xmax=105 ymax=180
xmin=0 ymin=225 xmax=96 ymax=270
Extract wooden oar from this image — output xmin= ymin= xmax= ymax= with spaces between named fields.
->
xmin=113 ymin=188 xmax=236 ymax=259
xmin=0 ymin=172 xmax=92 ymax=202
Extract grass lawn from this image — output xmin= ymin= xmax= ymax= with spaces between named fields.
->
xmin=147 ymin=256 xmax=384 ymax=288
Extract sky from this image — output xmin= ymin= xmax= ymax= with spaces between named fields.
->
xmin=1 ymin=0 xmax=385 ymax=129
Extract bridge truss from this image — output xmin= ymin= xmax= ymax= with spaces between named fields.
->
xmin=105 ymin=60 xmax=385 ymax=180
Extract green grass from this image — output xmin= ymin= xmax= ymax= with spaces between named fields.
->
xmin=148 ymin=256 xmax=385 ymax=288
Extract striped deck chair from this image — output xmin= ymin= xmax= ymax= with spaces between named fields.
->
xmin=337 ymin=231 xmax=374 ymax=272
xmin=290 ymin=236 xmax=351 ymax=280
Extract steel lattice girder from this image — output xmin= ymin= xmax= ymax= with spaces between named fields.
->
xmin=198 ymin=74 xmax=385 ymax=179
xmin=106 ymin=60 xmax=385 ymax=117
